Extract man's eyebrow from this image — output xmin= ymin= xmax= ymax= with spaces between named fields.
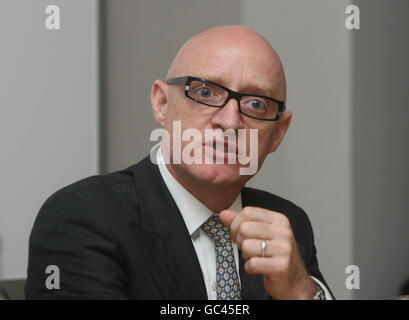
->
xmin=239 ymin=84 xmax=278 ymax=98
xmin=197 ymin=75 xmax=278 ymax=98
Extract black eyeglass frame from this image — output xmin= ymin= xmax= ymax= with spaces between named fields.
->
xmin=166 ymin=76 xmax=286 ymax=121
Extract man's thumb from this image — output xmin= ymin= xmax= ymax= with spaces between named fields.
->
xmin=219 ymin=210 xmax=238 ymax=228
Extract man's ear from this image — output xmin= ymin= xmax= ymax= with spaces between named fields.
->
xmin=268 ymin=111 xmax=292 ymax=153
xmin=151 ymin=80 xmax=168 ymax=127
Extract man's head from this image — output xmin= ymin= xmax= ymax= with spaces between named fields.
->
xmin=151 ymin=25 xmax=292 ymax=191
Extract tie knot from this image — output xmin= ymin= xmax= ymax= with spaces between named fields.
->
xmin=201 ymin=214 xmax=232 ymax=246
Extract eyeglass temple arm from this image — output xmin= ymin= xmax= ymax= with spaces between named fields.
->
xmin=280 ymin=104 xmax=286 ymax=112
xmin=166 ymin=76 xmax=189 ymax=84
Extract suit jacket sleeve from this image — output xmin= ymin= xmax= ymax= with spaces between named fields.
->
xmin=25 ymin=190 xmax=128 ymax=299
xmin=298 ymin=207 xmax=334 ymax=298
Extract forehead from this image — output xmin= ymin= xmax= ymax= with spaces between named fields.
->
xmin=186 ymin=47 xmax=282 ymax=96
xmin=168 ymin=27 xmax=286 ymax=99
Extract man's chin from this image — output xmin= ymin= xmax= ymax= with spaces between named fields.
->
xmin=182 ymin=162 xmax=246 ymax=187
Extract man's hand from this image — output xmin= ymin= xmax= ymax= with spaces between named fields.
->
xmin=220 ymin=206 xmax=317 ymax=300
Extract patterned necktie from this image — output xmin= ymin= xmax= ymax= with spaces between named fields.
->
xmin=201 ymin=214 xmax=241 ymax=300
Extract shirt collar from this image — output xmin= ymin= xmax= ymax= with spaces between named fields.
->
xmin=155 ymin=144 xmax=242 ymax=236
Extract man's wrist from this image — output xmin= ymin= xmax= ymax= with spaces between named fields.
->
xmin=289 ymin=275 xmax=318 ymax=300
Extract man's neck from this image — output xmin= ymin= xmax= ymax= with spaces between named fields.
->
xmin=165 ymin=163 xmax=245 ymax=213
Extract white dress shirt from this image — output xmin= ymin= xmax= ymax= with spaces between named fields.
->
xmin=155 ymin=145 xmax=332 ymax=300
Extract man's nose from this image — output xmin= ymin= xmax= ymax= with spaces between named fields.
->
xmin=210 ymin=98 xmax=243 ymax=130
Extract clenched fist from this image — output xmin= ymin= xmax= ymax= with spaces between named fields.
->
xmin=220 ymin=206 xmax=318 ymax=300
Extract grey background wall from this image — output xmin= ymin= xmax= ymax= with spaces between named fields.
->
xmin=0 ymin=0 xmax=99 ymax=281
xmin=352 ymin=0 xmax=409 ymax=299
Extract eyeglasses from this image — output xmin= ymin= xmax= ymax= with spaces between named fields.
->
xmin=166 ymin=76 xmax=286 ymax=121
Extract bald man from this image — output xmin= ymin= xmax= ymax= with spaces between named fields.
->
xmin=26 ymin=26 xmax=333 ymax=300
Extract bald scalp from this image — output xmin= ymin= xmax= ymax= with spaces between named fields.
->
xmin=166 ymin=25 xmax=286 ymax=101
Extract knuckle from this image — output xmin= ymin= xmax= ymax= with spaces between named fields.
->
xmin=273 ymin=212 xmax=288 ymax=225
xmin=242 ymin=238 xmax=251 ymax=252
xmin=281 ymin=215 xmax=290 ymax=227
xmin=280 ymin=242 xmax=293 ymax=257
xmin=239 ymin=222 xmax=251 ymax=236
xmin=282 ymin=241 xmax=292 ymax=253
xmin=278 ymin=226 xmax=292 ymax=240
xmin=245 ymin=257 xmax=257 ymax=273
xmin=285 ymin=228 xmax=295 ymax=241
xmin=242 ymin=206 xmax=253 ymax=219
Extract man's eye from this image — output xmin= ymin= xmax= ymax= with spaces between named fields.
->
xmin=248 ymin=99 xmax=265 ymax=110
xmin=197 ymin=87 xmax=213 ymax=98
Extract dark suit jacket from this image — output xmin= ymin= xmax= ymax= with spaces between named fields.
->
xmin=26 ymin=156 xmax=331 ymax=299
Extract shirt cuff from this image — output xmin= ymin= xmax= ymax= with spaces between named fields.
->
xmin=310 ymin=276 xmax=334 ymax=300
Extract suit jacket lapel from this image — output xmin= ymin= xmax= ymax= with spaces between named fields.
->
xmin=129 ymin=157 xmax=207 ymax=299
